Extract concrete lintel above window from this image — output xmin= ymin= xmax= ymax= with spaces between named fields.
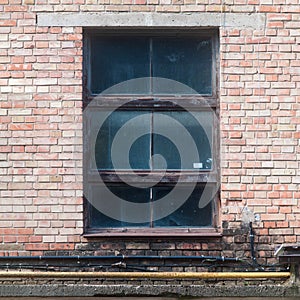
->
xmin=37 ymin=12 xmax=265 ymax=30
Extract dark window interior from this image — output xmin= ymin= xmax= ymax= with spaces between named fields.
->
xmin=95 ymin=110 xmax=213 ymax=171
xmin=89 ymin=184 xmax=213 ymax=228
xmin=90 ymin=36 xmax=212 ymax=95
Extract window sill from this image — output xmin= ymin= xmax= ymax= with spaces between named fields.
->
xmin=83 ymin=228 xmax=222 ymax=238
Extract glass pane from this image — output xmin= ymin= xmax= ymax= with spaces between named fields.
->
xmin=90 ymin=37 xmax=150 ymax=94
xmin=152 ymin=37 xmax=212 ymax=94
xmin=95 ymin=111 xmax=151 ymax=170
xmin=89 ymin=185 xmax=151 ymax=228
xmin=152 ymin=185 xmax=213 ymax=227
xmin=152 ymin=134 xmax=181 ymax=169
xmin=153 ymin=111 xmax=213 ymax=170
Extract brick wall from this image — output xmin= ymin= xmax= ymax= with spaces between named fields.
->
xmin=220 ymin=4 xmax=300 ymax=263
xmin=0 ymin=0 xmax=299 ymax=267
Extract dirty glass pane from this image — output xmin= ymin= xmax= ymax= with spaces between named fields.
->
xmin=90 ymin=37 xmax=150 ymax=94
xmin=152 ymin=134 xmax=181 ymax=169
xmin=152 ymin=185 xmax=213 ymax=227
xmin=95 ymin=111 xmax=151 ymax=170
xmin=152 ymin=37 xmax=212 ymax=94
xmin=153 ymin=111 xmax=213 ymax=170
xmin=89 ymin=185 xmax=151 ymax=228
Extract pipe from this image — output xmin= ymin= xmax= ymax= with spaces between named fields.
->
xmin=249 ymin=222 xmax=258 ymax=267
xmin=0 ymin=271 xmax=290 ymax=279
xmin=0 ymin=255 xmax=241 ymax=262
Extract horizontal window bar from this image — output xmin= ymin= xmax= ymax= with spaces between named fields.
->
xmin=86 ymin=171 xmax=218 ymax=183
xmin=84 ymin=96 xmax=218 ymax=109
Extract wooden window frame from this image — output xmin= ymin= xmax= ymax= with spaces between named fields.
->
xmin=83 ymin=29 xmax=221 ymax=237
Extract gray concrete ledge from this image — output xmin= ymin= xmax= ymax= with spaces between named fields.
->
xmin=37 ymin=12 xmax=266 ymax=29
xmin=0 ymin=284 xmax=298 ymax=297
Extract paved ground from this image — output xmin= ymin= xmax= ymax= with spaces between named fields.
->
xmin=0 ymin=285 xmax=299 ymax=298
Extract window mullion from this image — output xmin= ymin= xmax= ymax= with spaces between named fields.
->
xmin=150 ymin=37 xmax=153 ymax=94
xmin=150 ymin=187 xmax=153 ymax=228
xmin=150 ymin=110 xmax=154 ymax=227
xmin=150 ymin=111 xmax=153 ymax=171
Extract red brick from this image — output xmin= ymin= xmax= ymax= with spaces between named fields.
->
xmin=0 ymin=20 xmax=17 ymax=27
xmin=9 ymin=123 xmax=33 ymax=130
xmin=25 ymin=243 xmax=49 ymax=251
xmin=49 ymin=243 xmax=75 ymax=250
xmin=8 ymin=64 xmax=32 ymax=71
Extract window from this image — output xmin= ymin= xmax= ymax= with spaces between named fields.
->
xmin=83 ymin=30 xmax=219 ymax=236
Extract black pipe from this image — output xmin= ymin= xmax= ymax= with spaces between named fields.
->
xmin=0 ymin=255 xmax=241 ymax=262
xmin=0 ymin=252 xmax=286 ymax=271
xmin=249 ymin=222 xmax=258 ymax=267
xmin=0 ymin=255 xmax=242 ymax=271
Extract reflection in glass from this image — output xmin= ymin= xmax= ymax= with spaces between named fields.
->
xmin=89 ymin=184 xmax=214 ymax=228
xmin=89 ymin=36 xmax=212 ymax=95
xmin=95 ymin=111 xmax=151 ymax=170
xmin=153 ymin=111 xmax=213 ymax=170
xmin=90 ymin=37 xmax=150 ymax=94
xmin=89 ymin=185 xmax=151 ymax=228
xmin=152 ymin=38 xmax=212 ymax=94
xmin=153 ymin=184 xmax=213 ymax=227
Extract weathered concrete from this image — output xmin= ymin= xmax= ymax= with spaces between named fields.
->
xmin=37 ymin=12 xmax=266 ymax=29
xmin=0 ymin=284 xmax=299 ymax=297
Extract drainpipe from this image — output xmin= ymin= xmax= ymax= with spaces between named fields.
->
xmin=249 ymin=222 xmax=258 ymax=268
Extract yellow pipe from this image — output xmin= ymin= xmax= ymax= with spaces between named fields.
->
xmin=0 ymin=271 xmax=290 ymax=279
